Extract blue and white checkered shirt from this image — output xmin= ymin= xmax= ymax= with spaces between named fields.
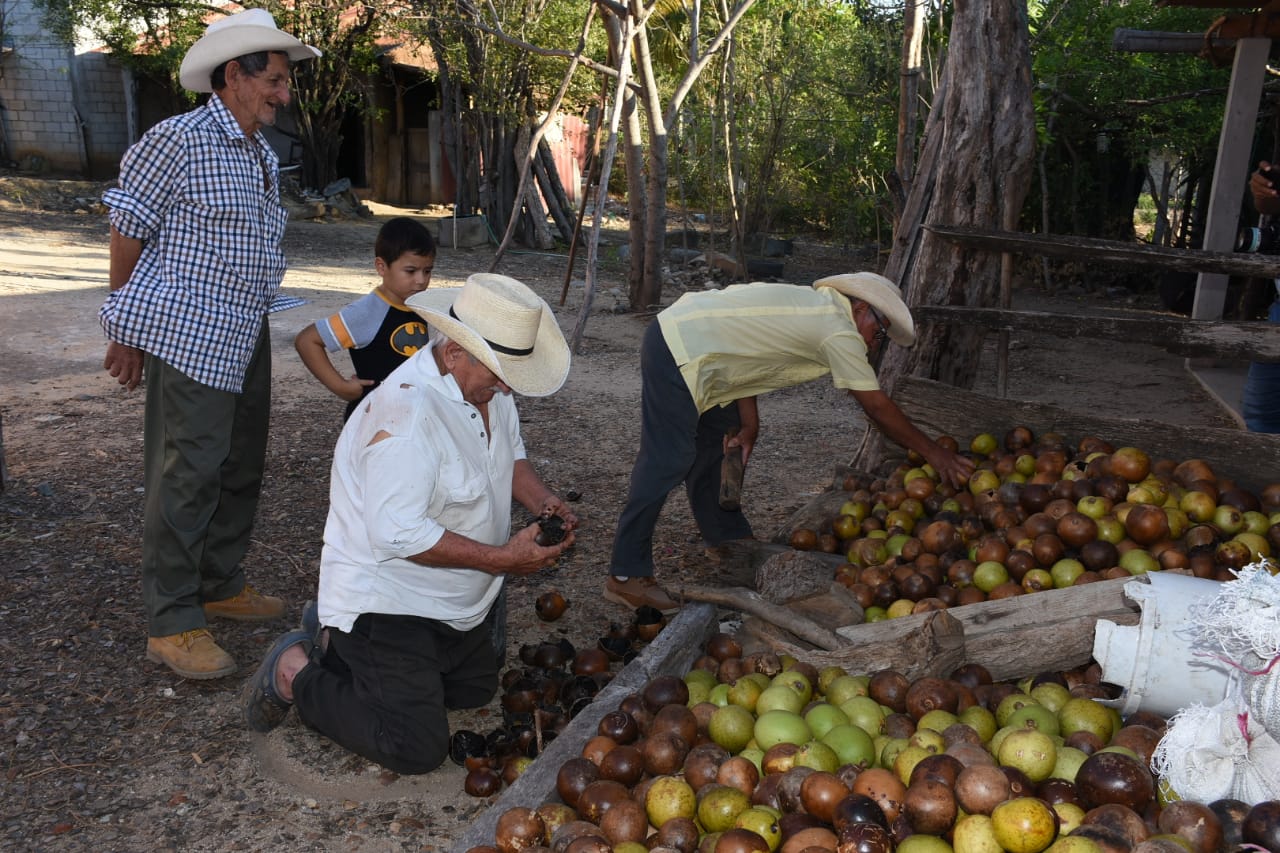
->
xmin=100 ymin=94 xmax=289 ymax=393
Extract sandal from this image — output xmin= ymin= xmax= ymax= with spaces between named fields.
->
xmin=241 ymin=629 xmax=312 ymax=733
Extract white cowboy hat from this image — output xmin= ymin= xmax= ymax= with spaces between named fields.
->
xmin=814 ymin=272 xmax=917 ymax=346
xmin=406 ymin=274 xmax=571 ymax=397
xmin=179 ymin=9 xmax=321 ymax=94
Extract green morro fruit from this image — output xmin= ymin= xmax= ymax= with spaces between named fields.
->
xmin=709 ymin=704 xmax=757 ymax=753
xmin=991 ymin=797 xmax=1059 ymax=853
xmin=1058 ymin=697 xmax=1114 ymax=743
xmin=821 ymin=723 xmax=877 ymax=768
xmin=753 ymin=709 xmax=811 ymax=751
xmin=997 ymin=728 xmax=1058 ymax=782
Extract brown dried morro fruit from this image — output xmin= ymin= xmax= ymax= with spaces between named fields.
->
xmin=535 ymin=590 xmax=568 ymax=621
xmin=536 ymin=513 xmax=566 ymax=546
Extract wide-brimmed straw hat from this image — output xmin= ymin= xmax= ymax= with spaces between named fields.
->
xmin=814 ymin=272 xmax=916 ymax=346
xmin=179 ymin=9 xmax=321 ymax=94
xmin=406 ymin=274 xmax=571 ymax=397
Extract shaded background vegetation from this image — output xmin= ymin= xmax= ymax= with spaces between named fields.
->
xmin=38 ymin=0 xmax=1275 ymax=307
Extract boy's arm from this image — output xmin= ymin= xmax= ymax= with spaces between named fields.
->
xmin=294 ymin=323 xmax=374 ymax=402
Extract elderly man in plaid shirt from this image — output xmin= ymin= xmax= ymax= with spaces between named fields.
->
xmin=99 ymin=10 xmax=319 ymax=679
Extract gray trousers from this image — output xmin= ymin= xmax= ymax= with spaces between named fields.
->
xmin=609 ymin=321 xmax=753 ymax=578
xmin=141 ymin=321 xmax=271 ymax=637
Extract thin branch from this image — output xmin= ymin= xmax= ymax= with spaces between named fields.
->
xmin=664 ymin=0 xmax=758 ymax=124
xmin=463 ymin=16 xmax=622 ymax=83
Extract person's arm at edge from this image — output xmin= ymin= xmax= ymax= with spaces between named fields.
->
xmin=1251 ymin=161 xmax=1280 ymax=216
xmin=850 ymin=388 xmax=975 ymax=488
xmin=732 ymin=396 xmax=760 ymax=465
xmin=294 ymin=323 xmax=373 ymax=402
xmin=104 ymin=225 xmax=145 ymax=391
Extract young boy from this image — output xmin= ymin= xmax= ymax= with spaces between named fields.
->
xmin=295 ymin=217 xmax=437 ymax=420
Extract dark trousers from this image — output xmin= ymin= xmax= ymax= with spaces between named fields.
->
xmin=609 ymin=321 xmax=753 ymax=578
xmin=292 ymin=612 xmax=498 ymax=775
xmin=142 ymin=321 xmax=271 ymax=637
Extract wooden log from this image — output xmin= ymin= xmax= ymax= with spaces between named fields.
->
xmin=448 ymin=603 xmax=719 ymax=853
xmin=755 ymin=550 xmax=843 ymax=604
xmin=834 ymin=574 xmax=1142 ymax=682
xmin=704 ymin=539 xmax=846 ymax=588
xmin=925 ymin=224 xmax=1280 ymax=279
xmin=679 ymin=585 xmax=850 ymax=650
xmin=786 ymin=583 xmax=865 ymax=629
xmin=532 ymin=141 xmax=575 ymax=244
xmin=894 ymin=376 xmax=1280 ymax=492
xmin=913 ymin=305 xmax=1280 ymax=362
xmin=764 ymin=609 xmax=968 ymax=682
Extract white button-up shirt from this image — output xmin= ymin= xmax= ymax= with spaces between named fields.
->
xmin=317 ymin=344 xmax=526 ymax=632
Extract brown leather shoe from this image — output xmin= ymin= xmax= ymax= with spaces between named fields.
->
xmin=146 ymin=629 xmax=237 ymax=680
xmin=204 ymin=585 xmax=286 ymax=622
xmin=604 ymin=576 xmax=681 ymax=614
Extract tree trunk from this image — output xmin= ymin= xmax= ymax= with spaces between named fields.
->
xmin=622 ymin=87 xmax=647 ymax=307
xmin=640 ymin=132 xmax=670 ymax=309
xmin=894 ymin=0 xmax=928 ymax=222
xmin=853 ymin=0 xmax=1036 ymax=471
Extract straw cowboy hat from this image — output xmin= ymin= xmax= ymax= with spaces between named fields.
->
xmin=179 ymin=9 xmax=321 ymax=94
xmin=406 ymin=274 xmax=571 ymax=397
xmin=814 ymin=272 xmax=917 ymax=347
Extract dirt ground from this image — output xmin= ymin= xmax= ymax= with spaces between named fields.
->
xmin=0 ymin=175 xmax=1240 ymax=852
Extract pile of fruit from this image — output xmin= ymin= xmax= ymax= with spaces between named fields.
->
xmin=466 ymin=635 xmax=1280 ymax=852
xmin=786 ymin=429 xmax=1280 ymax=620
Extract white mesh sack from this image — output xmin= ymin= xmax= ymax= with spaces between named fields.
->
xmin=1151 ymin=701 xmax=1244 ymax=803
xmin=1190 ymin=563 xmax=1280 ymax=741
xmin=1241 ymin=650 xmax=1280 ymax=742
xmin=1152 ymin=701 xmax=1280 ymax=804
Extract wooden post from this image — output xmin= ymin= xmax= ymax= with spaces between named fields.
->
xmin=1192 ymin=37 xmax=1270 ymax=327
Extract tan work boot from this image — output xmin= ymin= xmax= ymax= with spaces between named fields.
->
xmin=604 ymin=576 xmax=681 ymax=614
xmin=204 ymin=585 xmax=286 ymax=622
xmin=146 ymin=629 xmax=237 ymax=680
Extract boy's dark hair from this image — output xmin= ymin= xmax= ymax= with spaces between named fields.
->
xmin=376 ymin=217 xmax=436 ymax=264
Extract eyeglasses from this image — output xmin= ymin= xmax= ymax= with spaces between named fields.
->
xmin=868 ymin=305 xmax=890 ymax=344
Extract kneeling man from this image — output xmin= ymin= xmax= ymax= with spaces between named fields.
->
xmin=242 ymin=273 xmax=576 ymax=774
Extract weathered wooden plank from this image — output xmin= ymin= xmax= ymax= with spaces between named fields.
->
xmin=913 ymin=305 xmax=1280 ymax=362
xmin=1112 ymin=28 xmax=1232 ymax=54
xmin=706 ymin=538 xmax=848 ymax=584
xmin=780 ymin=576 xmax=1143 ymax=682
xmin=764 ymin=609 xmax=968 ymax=682
xmin=894 ymin=376 xmax=1280 ymax=492
xmin=944 ymin=576 xmax=1143 ymax=681
xmin=925 ymin=224 xmax=1280 ymax=278
xmin=448 ymin=603 xmax=719 ymax=853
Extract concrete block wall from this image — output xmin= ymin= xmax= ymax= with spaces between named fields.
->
xmin=73 ymin=51 xmax=128 ymax=175
xmin=0 ymin=0 xmax=84 ymax=171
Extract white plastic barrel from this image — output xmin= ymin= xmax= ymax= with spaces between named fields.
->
xmin=1092 ymin=572 xmax=1234 ymax=718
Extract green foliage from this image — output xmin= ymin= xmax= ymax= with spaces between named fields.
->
xmin=1029 ymin=0 xmax=1231 ymax=239
xmin=35 ymin=0 xmax=205 ymax=90
xmin=673 ymin=0 xmax=904 ymax=238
